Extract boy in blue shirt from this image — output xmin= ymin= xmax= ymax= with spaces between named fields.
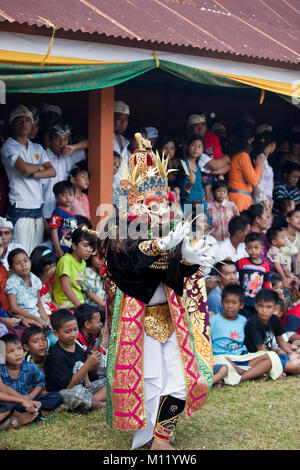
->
xmin=210 ymin=284 xmax=248 ymax=356
xmin=0 ymin=333 xmax=62 ymax=427
xmin=210 ymin=284 xmax=272 ymax=382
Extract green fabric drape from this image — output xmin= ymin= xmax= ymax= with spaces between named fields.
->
xmin=0 ymin=61 xmax=156 ymax=93
xmin=0 ymin=60 xmax=247 ymax=94
xmin=159 ymin=60 xmax=245 ymax=88
xmin=0 ymin=60 xmax=298 ymax=109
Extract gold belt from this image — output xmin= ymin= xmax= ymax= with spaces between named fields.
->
xmin=144 ymin=303 xmax=174 ymax=344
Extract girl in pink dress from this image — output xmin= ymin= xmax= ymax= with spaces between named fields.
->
xmin=70 ymin=167 xmax=91 ymax=220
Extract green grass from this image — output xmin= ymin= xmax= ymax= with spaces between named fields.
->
xmin=1 ymin=376 xmax=299 ymax=450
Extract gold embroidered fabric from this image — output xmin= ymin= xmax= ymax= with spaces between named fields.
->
xmin=149 ymin=253 xmax=169 ymax=270
xmin=144 ymin=303 xmax=174 ymax=343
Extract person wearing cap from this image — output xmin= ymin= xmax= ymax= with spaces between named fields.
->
xmin=113 ymin=101 xmax=131 ymax=167
xmin=145 ymin=126 xmax=159 ymax=148
xmin=186 ymin=112 xmax=223 ymax=159
xmin=0 ymin=217 xmax=23 ymax=271
xmin=1 ymin=105 xmax=56 ymax=254
xmin=41 ymin=123 xmax=86 ymax=220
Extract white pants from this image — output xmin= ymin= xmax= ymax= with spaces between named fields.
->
xmin=131 ymin=332 xmax=186 ymax=450
xmin=13 ymin=217 xmax=44 ymax=255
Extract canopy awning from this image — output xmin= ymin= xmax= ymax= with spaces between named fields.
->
xmin=0 ymin=32 xmax=299 ymax=105
xmin=0 ymin=0 xmax=299 ymax=64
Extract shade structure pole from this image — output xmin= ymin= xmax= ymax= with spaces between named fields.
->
xmin=88 ymin=87 xmax=114 ymax=230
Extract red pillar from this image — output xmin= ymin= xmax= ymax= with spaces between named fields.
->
xmin=88 ymin=87 xmax=114 ymax=230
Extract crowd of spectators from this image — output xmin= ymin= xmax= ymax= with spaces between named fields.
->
xmin=0 ymin=99 xmax=299 ymax=430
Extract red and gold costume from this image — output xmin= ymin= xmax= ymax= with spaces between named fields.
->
xmin=101 ymin=134 xmax=213 ymax=448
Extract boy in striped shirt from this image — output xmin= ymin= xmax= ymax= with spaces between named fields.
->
xmin=273 ymin=161 xmax=300 ymax=217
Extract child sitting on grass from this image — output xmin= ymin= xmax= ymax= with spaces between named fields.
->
xmin=30 ymin=246 xmax=58 ymax=316
xmin=21 ymin=326 xmax=49 ymax=370
xmin=0 ymin=333 xmax=62 ymax=427
xmin=50 ymin=181 xmax=78 ymax=259
xmin=44 ymin=309 xmax=106 ymax=414
xmin=53 ymin=228 xmax=96 ymax=309
xmin=244 ymin=289 xmax=300 ymax=376
xmin=210 ymin=284 xmax=272 ymax=382
xmin=237 ymin=232 xmax=272 ymax=319
xmin=5 ymin=249 xmax=57 ymax=345
xmin=82 ymin=250 xmax=106 ymax=321
xmin=74 ymin=303 xmax=106 ymax=381
xmin=0 ymin=234 xmax=23 ymax=337
xmin=74 ymin=304 xmax=103 ymax=353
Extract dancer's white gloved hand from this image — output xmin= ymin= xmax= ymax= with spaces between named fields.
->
xmin=156 ymin=221 xmax=190 ymax=251
xmin=181 ymin=236 xmax=216 ymax=267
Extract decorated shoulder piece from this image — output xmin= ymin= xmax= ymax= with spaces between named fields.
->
xmin=138 ymin=239 xmax=162 ymax=257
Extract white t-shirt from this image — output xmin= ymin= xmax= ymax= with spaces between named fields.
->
xmin=42 ymin=148 xmax=86 ymax=218
xmin=113 ymin=133 xmax=130 ymax=161
xmin=215 ymin=237 xmax=247 ymax=263
xmin=1 ymin=137 xmax=50 ymax=209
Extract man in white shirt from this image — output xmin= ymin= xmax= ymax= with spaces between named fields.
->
xmin=1 ymin=105 xmax=56 ymax=254
xmin=41 ymin=123 xmax=87 ymax=219
xmin=215 ymin=215 xmax=250 ymax=263
xmin=113 ymin=101 xmax=130 ymax=177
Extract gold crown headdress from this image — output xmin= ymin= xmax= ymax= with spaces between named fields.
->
xmin=113 ymin=133 xmax=176 ymax=220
